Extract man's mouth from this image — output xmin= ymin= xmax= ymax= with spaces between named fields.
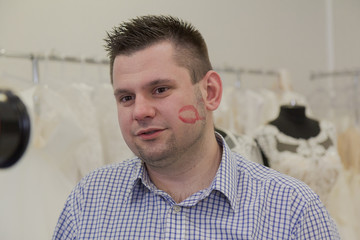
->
xmin=141 ymin=130 xmax=158 ymax=135
xmin=136 ymin=128 xmax=164 ymax=140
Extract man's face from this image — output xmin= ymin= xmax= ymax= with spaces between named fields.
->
xmin=112 ymin=41 xmax=208 ymax=168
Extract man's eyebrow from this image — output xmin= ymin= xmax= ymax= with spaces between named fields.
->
xmin=113 ymin=88 xmax=130 ymax=97
xmin=113 ymin=79 xmax=174 ymax=96
xmin=146 ymin=78 xmax=174 ymax=88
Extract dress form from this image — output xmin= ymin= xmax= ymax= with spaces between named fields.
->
xmin=269 ymin=105 xmax=320 ymax=139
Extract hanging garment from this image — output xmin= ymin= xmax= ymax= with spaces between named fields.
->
xmin=214 ymin=87 xmax=265 ymax=135
xmin=215 ymin=127 xmax=263 ymax=165
xmin=334 ymin=126 xmax=360 ymax=239
xmin=326 ymin=168 xmax=359 ymax=240
xmin=0 ymin=83 xmax=105 ymax=240
xmin=337 ymin=126 xmax=360 ymax=173
xmin=92 ymin=83 xmax=135 ymax=165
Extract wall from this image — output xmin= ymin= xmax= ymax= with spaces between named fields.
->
xmin=0 ymin=0 xmax=359 ymax=95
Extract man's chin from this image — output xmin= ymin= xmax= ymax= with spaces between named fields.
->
xmin=137 ymin=150 xmax=173 ymax=168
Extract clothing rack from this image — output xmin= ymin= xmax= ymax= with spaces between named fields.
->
xmin=215 ymin=66 xmax=281 ymax=89
xmin=1 ymin=48 xmax=281 ymax=85
xmin=0 ymin=48 xmax=110 ymax=84
xmin=215 ymin=66 xmax=280 ymax=76
xmin=310 ymin=69 xmax=360 ymax=80
xmin=0 ymin=49 xmax=110 ymax=65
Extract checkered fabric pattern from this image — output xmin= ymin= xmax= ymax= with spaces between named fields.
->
xmin=53 ymin=133 xmax=340 ymax=239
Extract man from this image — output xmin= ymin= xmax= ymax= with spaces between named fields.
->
xmin=53 ymin=15 xmax=339 ymax=239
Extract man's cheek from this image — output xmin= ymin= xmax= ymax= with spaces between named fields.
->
xmin=178 ymin=105 xmax=205 ymax=124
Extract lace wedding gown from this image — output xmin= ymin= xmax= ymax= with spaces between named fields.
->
xmin=254 ymin=121 xmax=341 ymax=204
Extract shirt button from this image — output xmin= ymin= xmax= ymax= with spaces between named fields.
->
xmin=173 ymin=205 xmax=181 ymax=213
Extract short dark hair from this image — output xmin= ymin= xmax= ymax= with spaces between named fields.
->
xmin=104 ymin=15 xmax=212 ymax=84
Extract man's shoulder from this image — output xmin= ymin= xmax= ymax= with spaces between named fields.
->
xmin=232 ymin=152 xmax=318 ymax=202
xmin=77 ymin=157 xmax=141 ymax=190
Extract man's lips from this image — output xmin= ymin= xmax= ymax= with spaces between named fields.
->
xmin=136 ymin=128 xmax=162 ymax=135
xmin=135 ymin=128 xmax=165 ymax=139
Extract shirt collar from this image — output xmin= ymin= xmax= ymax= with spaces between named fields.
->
xmin=211 ymin=132 xmax=239 ymax=211
xmin=127 ymin=132 xmax=239 ymax=211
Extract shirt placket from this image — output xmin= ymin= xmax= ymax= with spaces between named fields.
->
xmin=164 ymin=204 xmax=186 ymax=239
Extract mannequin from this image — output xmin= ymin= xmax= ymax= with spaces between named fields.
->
xmin=254 ymin=102 xmax=341 ymax=202
xmin=269 ymin=105 xmax=320 ymax=139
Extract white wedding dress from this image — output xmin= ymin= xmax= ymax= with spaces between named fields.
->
xmin=254 ymin=121 xmax=341 ymax=204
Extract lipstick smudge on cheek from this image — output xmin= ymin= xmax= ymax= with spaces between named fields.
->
xmin=178 ymin=105 xmax=205 ymax=124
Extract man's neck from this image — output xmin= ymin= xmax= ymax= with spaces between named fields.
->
xmin=145 ymin=132 xmax=222 ymax=203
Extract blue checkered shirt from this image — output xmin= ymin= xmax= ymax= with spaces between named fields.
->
xmin=53 ymin=134 xmax=340 ymax=239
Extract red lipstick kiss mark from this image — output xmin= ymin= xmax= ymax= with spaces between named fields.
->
xmin=178 ymin=105 xmax=205 ymax=124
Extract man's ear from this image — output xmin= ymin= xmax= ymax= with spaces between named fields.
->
xmin=200 ymin=70 xmax=222 ymax=111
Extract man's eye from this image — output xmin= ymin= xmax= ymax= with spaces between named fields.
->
xmin=154 ymin=87 xmax=169 ymax=94
xmin=120 ymin=95 xmax=134 ymax=103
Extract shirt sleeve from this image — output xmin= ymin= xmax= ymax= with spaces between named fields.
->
xmin=291 ymin=196 xmax=340 ymax=239
xmin=52 ymin=186 xmax=80 ymax=240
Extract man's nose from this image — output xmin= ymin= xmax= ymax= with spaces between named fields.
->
xmin=132 ymin=96 xmax=156 ymax=121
